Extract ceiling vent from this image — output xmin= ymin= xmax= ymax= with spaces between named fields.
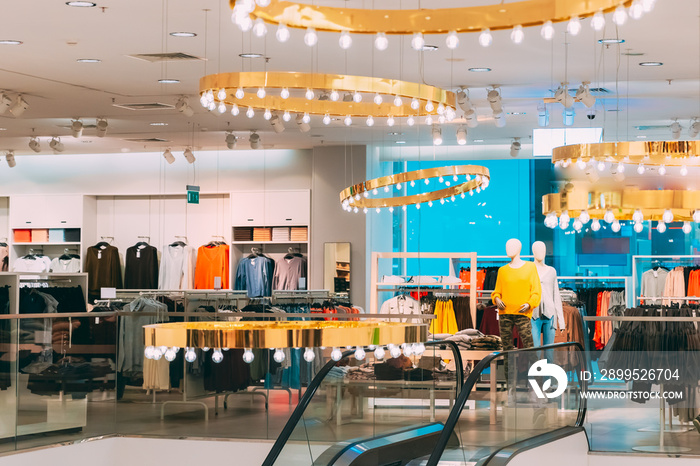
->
xmin=548 ymin=87 xmax=611 ymax=95
xmin=112 ymin=102 xmax=175 ymax=111
xmin=58 ymin=123 xmax=97 ymax=129
xmin=635 ymin=125 xmax=671 ymax=131
xmin=123 ymin=137 xmax=170 ymax=143
xmin=127 ymin=52 xmax=205 ymax=63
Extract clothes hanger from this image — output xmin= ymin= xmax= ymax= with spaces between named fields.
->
xmin=134 ymin=236 xmax=150 ymax=248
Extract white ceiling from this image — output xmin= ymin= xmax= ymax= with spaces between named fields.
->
xmin=0 ymin=0 xmax=698 ymax=157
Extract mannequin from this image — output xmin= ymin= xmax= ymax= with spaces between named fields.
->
xmin=531 ymin=241 xmax=565 ymax=358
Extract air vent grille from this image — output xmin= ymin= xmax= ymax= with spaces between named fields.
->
xmin=123 ymin=137 xmax=170 ymax=143
xmin=128 ymin=52 xmax=205 ymax=62
xmin=113 ymin=102 xmax=175 ymax=111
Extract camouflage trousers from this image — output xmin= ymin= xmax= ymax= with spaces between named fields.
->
xmin=499 ymin=313 xmax=534 ymax=385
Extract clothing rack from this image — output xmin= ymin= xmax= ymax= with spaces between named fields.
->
xmin=558 ymin=276 xmax=630 ymax=307
xmin=632 ymin=255 xmax=700 ymax=306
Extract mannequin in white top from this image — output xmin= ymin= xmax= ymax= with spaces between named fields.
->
xmin=531 ymin=241 xmax=565 ymax=357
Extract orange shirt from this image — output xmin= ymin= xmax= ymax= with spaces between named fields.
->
xmin=194 ymin=244 xmax=230 ymax=289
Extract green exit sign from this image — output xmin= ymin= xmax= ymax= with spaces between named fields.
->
xmin=186 ymin=185 xmax=200 ymax=204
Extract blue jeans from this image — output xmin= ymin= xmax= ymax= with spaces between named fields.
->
xmin=531 ymin=315 xmax=556 ymax=361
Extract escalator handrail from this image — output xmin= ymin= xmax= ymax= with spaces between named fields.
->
xmin=262 ymin=340 xmax=464 ymax=466
xmin=425 ymin=341 xmax=587 ymax=466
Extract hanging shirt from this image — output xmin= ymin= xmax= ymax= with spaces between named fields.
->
xmin=0 ymin=245 xmax=8 ymax=272
xmin=272 ymin=256 xmax=307 ymax=291
xmin=640 ymin=268 xmax=669 ymax=304
xmin=491 ymin=262 xmax=542 ymax=317
xmin=13 ymin=255 xmax=51 ymax=273
xmin=49 ymin=257 xmax=81 ymax=274
xmin=379 ymin=295 xmax=422 ymax=323
xmin=85 ymin=245 xmax=122 ymax=302
xmin=124 ymin=244 xmax=159 ymax=289
xmin=159 ymin=244 xmax=195 ymax=290
xmin=235 ymin=256 xmax=274 ymax=297
xmin=194 ymin=244 xmax=230 ymax=290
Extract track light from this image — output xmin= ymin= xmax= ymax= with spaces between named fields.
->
xmin=249 ymin=132 xmax=261 ymax=149
xmin=537 ymin=103 xmax=549 ymax=127
xmin=71 ymin=119 xmax=84 ymax=138
xmin=270 ymin=113 xmax=285 ymax=133
xmin=163 ymin=148 xmax=175 ymax=164
xmin=175 ymin=97 xmax=194 ymax=117
xmin=296 ymin=113 xmax=311 ymax=132
xmin=554 ymin=85 xmax=574 ymax=108
xmin=96 ymin=118 xmax=108 ymax=137
xmin=432 ymin=125 xmax=442 ymax=145
xmin=670 ymin=120 xmax=682 ymax=139
xmin=456 ymin=90 xmax=473 ymax=114
xmin=487 ymin=89 xmax=502 ymax=113
xmin=689 ymin=119 xmax=700 ymax=138
xmin=510 ymin=139 xmax=521 ymax=157
xmin=575 ymin=82 xmax=596 ymax=108
xmin=563 ymin=108 xmax=575 ymax=126
xmin=28 ymin=137 xmax=40 ymax=153
xmin=183 ymin=148 xmax=195 ymax=164
xmin=0 ymin=93 xmax=11 ymax=114
xmin=9 ymin=95 xmax=28 ymax=117
xmin=225 ymin=133 xmax=238 ymax=149
xmin=5 ymin=151 xmax=15 ymax=168
xmin=493 ymin=111 xmax=506 ymax=128
xmin=456 ymin=126 xmax=467 ymax=145
xmin=49 ymin=137 xmax=64 ymax=152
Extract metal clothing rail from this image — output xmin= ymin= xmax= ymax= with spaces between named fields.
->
xmin=632 ymin=254 xmax=700 ymax=308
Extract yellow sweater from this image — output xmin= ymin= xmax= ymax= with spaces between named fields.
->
xmin=491 ymin=262 xmax=542 ymax=317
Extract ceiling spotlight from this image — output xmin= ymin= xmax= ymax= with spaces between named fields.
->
xmin=537 ymin=102 xmax=549 ymax=127
xmin=71 ymin=119 xmax=83 ymax=138
xmin=296 ymin=113 xmax=311 ymax=132
xmin=478 ymin=29 xmax=492 ymax=47
xmin=49 ymin=137 xmax=64 ymax=152
xmin=96 ymin=118 xmax=108 ymax=137
xmin=175 ymin=96 xmax=194 ymax=117
xmin=487 ymin=89 xmax=502 ymax=113
xmin=689 ymin=119 xmax=700 ymax=138
xmin=249 ymin=132 xmax=261 ymax=149
xmin=554 ymin=85 xmax=574 ymax=108
xmin=183 ymin=148 xmax=195 ymax=164
xmin=670 ymin=120 xmax=682 ymax=139
xmin=567 ymin=17 xmax=582 ymax=35
xmin=28 ymin=137 xmax=40 ymax=153
xmin=456 ymin=126 xmax=467 ymax=145
xmin=563 ymin=108 xmax=575 ymax=126
xmin=432 ymin=125 xmax=443 ymax=145
xmin=5 ymin=151 xmax=15 ymax=168
xmin=375 ymin=32 xmax=388 ymax=51
xmin=494 ymin=111 xmax=507 ymax=128
xmin=540 ymin=20 xmax=555 ymax=40
xmin=225 ymin=132 xmax=238 ymax=149
xmin=510 ymin=25 xmax=524 ymax=44
xmin=0 ymin=93 xmax=11 ymax=114
xmin=9 ymin=95 xmax=29 ymax=117
xmin=510 ymin=138 xmax=521 ymax=157
xmin=162 ymin=148 xmax=175 ymax=164
xmin=591 ymin=10 xmax=606 ymax=31
xmin=270 ymin=113 xmax=285 ymax=133
xmin=576 ymin=82 xmax=596 ymax=108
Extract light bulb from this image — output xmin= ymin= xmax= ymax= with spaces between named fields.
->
xmin=425 ymin=101 xmax=435 ymax=112
xmin=375 ymin=32 xmax=388 ymax=50
xmin=372 ymin=188 xmax=378 ymax=195
xmin=612 ymin=5 xmax=627 ymax=25
xmin=541 ymin=21 xmax=554 ymax=40
xmin=511 ymin=25 xmax=524 ymax=44
xmin=331 ymin=348 xmax=343 ymax=361
xmin=411 ymin=32 xmax=425 ymax=51
xmin=164 ymin=348 xmax=177 ymax=362
xmin=200 ymin=94 xmax=208 ymax=107
xmin=235 ymin=88 xmax=244 ymax=99
xmin=366 ymin=115 xmax=374 ymax=126
xmin=683 ymin=222 xmax=692 ymax=234
xmin=374 ymin=346 xmax=385 ymax=360
xmin=402 ymin=343 xmax=413 ymax=357
xmin=681 ymin=165 xmax=688 ymax=176
xmin=567 ymin=17 xmax=582 ymax=35
xmin=438 ymin=176 xmax=445 ymax=183
xmin=246 ymin=107 xmax=254 ymax=118
xmin=185 ymin=348 xmax=197 ymax=363
xmin=634 ymin=222 xmax=644 ymax=233
xmin=303 ymin=348 xmax=315 ymax=362
xmin=694 ymin=210 xmax=700 ymax=223
xmin=611 ymin=220 xmax=621 ymax=233
xmin=323 ymin=114 xmax=331 ymax=125
xmin=629 ymin=0 xmax=644 ymax=19
xmin=353 ymin=207 xmax=359 ymax=213
xmin=276 ymin=22 xmax=290 ymax=42
xmin=280 ymin=87 xmax=290 ymax=99
xmin=425 ymin=115 xmax=433 ymax=125
xmin=353 ymin=91 xmax=362 ymax=103
xmin=597 ymin=161 xmax=606 ymax=171
xmin=373 ymin=93 xmax=383 ymax=105
xmin=416 ymin=204 xmax=421 ymax=210
xmin=354 ymin=347 xmax=366 ymax=361
xmin=363 ymin=207 xmax=368 ymax=214
xmin=202 ymin=347 xmax=210 ymax=352
xmin=263 ymin=108 xmax=272 ymax=120
xmin=410 ymin=98 xmax=420 ymax=110
xmin=414 ymin=343 xmax=426 ymax=356
xmin=657 ymin=221 xmax=667 ymax=233
xmin=573 ymin=219 xmax=583 ymax=232
xmin=231 ymin=104 xmax=240 ymax=116
xmin=330 ymin=90 xmax=339 ymax=101
xmin=560 ymin=210 xmax=570 ymax=224
xmin=387 ymin=116 xmax=395 ymax=127
xmin=446 ymin=31 xmax=459 ymax=49
xmin=579 ymin=210 xmax=590 ymax=224
xmin=384 ymin=186 xmax=390 ymax=193
xmin=393 ymin=95 xmax=402 ymax=107
xmin=604 ymin=210 xmax=615 ymax=224
xmin=304 ymin=28 xmax=318 ymax=46
xmin=576 ymin=159 xmax=587 ymax=170
xmin=410 ymin=180 xmax=415 ymax=187
xmin=591 ymin=10 xmax=605 ymax=31
xmin=479 ymin=28 xmax=492 ymax=47
xmin=637 ymin=164 xmax=645 ymax=174
xmin=591 ymin=218 xmax=601 ymax=232
xmin=205 ymin=89 xmax=215 ymax=102
xmin=242 ymin=349 xmax=255 ymax=363
xmin=256 ymin=87 xmax=266 ymax=99
xmin=663 ymin=209 xmax=674 ymax=223
xmin=617 ymin=162 xmax=626 ymax=173
xmin=389 ymin=207 xmax=394 ymax=213
xmin=375 ymin=208 xmax=380 ymax=214
xmin=253 ymin=18 xmax=267 ymax=37
xmin=217 ymin=88 xmax=227 ymax=100
xmin=642 ymin=0 xmax=655 ymax=12
xmin=633 ymin=209 xmax=644 ymax=223
xmin=659 ymin=165 xmax=667 ymax=176
xmin=212 ymin=349 xmax=224 ymax=364
xmin=436 ymin=103 xmax=445 ymax=115
xmin=273 ymin=349 xmax=285 ymax=363
xmin=305 ymin=88 xmax=314 ymax=100
xmin=207 ymin=101 xmax=216 ymax=111
xmin=363 ymin=191 xmax=369 ymax=198
xmin=428 ymin=201 xmax=433 ymax=207
xmin=339 ymin=31 xmax=352 ymax=49
xmin=302 ymin=112 xmax=310 ymax=124
xmin=282 ymin=110 xmax=291 ymax=122
xmin=390 ymin=345 xmax=401 ymax=359
xmin=144 ymin=346 xmax=155 ymax=359
xmin=407 ymin=116 xmax=415 ymax=126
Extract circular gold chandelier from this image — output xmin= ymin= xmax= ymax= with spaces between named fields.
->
xmin=552 ymin=141 xmax=700 ymax=176
xmin=542 ymin=187 xmax=700 ymax=234
xmin=144 ymin=321 xmax=428 ymax=364
xmin=231 ymin=0 xmax=645 ymax=50
xmin=340 ymin=165 xmax=491 ymax=213
xmin=199 ymin=71 xmax=457 ymax=125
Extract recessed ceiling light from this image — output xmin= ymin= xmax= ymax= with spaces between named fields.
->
xmin=474 ymin=139 xmax=484 ymax=142
xmin=607 ymin=109 xmax=622 ymax=112
xmin=469 ymin=67 xmax=491 ymax=72
xmin=507 ymin=112 xmax=526 ymax=115
xmin=0 ymin=40 xmax=23 ymax=45
xmin=66 ymin=1 xmax=96 ymax=6
xmin=639 ymin=61 xmax=663 ymax=66
xmin=239 ymin=52 xmax=264 ymax=58
xmin=170 ymin=32 xmax=197 ymax=38
xmin=150 ymin=122 xmax=168 ymax=126
xmin=622 ymin=52 xmax=644 ymax=56
xmin=599 ymin=38 xmax=625 ymax=44
xmin=388 ymin=132 xmax=403 ymax=136
xmin=636 ymin=135 xmax=647 ymax=139
xmin=158 ymin=79 xmax=180 ymax=84
xmin=77 ymin=58 xmax=101 ymax=63
xmin=421 ymin=45 xmax=439 ymax=51
xmin=0 ymin=128 xmax=7 ymax=131
xmin=395 ymin=141 xmax=406 ymax=144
